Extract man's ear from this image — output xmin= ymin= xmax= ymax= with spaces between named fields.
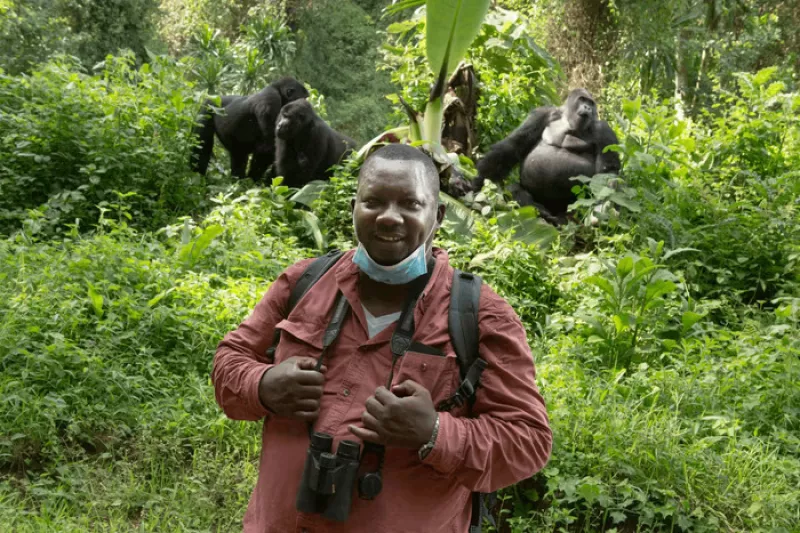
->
xmin=436 ymin=202 xmax=446 ymax=227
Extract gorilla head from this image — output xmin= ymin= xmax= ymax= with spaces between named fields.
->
xmin=272 ymin=77 xmax=309 ymax=106
xmin=276 ymin=99 xmax=315 ymax=140
xmin=566 ymin=88 xmax=598 ymax=132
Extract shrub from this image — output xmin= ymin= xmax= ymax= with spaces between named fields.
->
xmin=0 ymin=53 xmax=207 ymax=234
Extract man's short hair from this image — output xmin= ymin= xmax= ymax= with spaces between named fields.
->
xmin=359 ymin=144 xmax=440 ymax=196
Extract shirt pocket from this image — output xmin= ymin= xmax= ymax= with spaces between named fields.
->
xmin=273 ymin=318 xmax=325 ymax=365
xmin=392 ymin=349 xmax=459 ymax=407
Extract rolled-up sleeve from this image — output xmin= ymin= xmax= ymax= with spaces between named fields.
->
xmin=423 ymin=288 xmax=552 ymax=492
xmin=211 ymin=259 xmax=313 ymax=421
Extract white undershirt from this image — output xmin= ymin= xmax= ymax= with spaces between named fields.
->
xmin=361 ymin=305 xmax=401 ymax=339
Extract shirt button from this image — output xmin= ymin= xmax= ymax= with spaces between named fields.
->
xmin=343 ymin=388 xmax=350 ymax=397
xmin=421 ymin=363 xmax=428 ymax=372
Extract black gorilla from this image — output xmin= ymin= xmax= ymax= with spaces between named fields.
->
xmin=274 ymin=99 xmax=358 ymax=188
xmin=190 ymin=77 xmax=309 ymax=180
xmin=475 ymin=88 xmax=620 ymax=224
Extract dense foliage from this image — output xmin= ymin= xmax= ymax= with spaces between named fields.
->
xmin=1 ymin=1 xmax=798 ymax=532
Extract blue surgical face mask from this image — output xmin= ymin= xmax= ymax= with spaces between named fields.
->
xmin=352 ymin=214 xmax=436 ymax=285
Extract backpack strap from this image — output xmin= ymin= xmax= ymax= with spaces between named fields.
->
xmin=289 ymin=249 xmax=345 ymax=310
xmin=436 ymin=269 xmax=486 ymax=412
xmin=443 ymin=269 xmax=494 ymax=533
xmin=265 ymin=250 xmax=344 ymax=363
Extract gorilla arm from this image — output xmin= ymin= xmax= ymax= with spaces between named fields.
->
xmin=474 ymin=107 xmax=556 ymax=190
xmin=593 ymin=120 xmax=621 ymax=174
xmin=250 ymin=88 xmax=282 ymax=147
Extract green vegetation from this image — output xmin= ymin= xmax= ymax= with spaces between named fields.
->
xmin=1 ymin=1 xmax=798 ymax=532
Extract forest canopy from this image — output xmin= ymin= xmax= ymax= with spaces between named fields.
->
xmin=0 ymin=1 xmax=798 ymax=532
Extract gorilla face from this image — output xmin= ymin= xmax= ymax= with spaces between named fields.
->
xmin=566 ymin=88 xmax=597 ymax=132
xmin=275 ymin=99 xmax=314 ymax=140
xmin=273 ymin=77 xmax=310 ymax=106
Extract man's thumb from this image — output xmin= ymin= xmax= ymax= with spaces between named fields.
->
xmin=392 ymin=379 xmax=422 ymax=397
xmin=295 ymin=357 xmax=320 ymax=370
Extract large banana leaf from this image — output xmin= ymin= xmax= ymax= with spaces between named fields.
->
xmin=425 ymin=0 xmax=490 ymax=85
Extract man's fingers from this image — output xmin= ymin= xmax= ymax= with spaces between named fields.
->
xmin=348 ymin=425 xmax=382 ymax=444
xmin=374 ymin=386 xmax=398 ymax=406
xmin=361 ymin=411 xmax=381 ymax=432
xmin=391 ymin=379 xmax=422 ymax=397
xmin=293 ymin=409 xmax=320 ymax=422
xmin=295 ymin=358 xmax=326 ymax=373
xmin=294 ymin=357 xmax=318 ymax=369
xmin=295 ymin=369 xmax=325 ymax=386
xmin=296 ymin=384 xmax=323 ymax=399
xmin=364 ymin=396 xmax=386 ymax=418
xmin=293 ymin=399 xmax=320 ymax=411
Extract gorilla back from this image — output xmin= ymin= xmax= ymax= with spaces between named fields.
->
xmin=190 ymin=77 xmax=309 ymax=180
xmin=476 ymin=88 xmax=620 ymax=223
xmin=275 ymin=100 xmax=358 ymax=188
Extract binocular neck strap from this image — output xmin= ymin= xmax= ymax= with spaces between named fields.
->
xmin=315 ymin=291 xmax=350 ymax=372
xmin=307 ymin=291 xmax=350 ymax=438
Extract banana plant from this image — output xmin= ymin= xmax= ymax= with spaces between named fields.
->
xmin=357 ymin=0 xmax=491 ymax=159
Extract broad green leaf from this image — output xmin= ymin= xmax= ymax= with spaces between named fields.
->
xmin=426 ymin=0 xmax=491 ymax=84
xmin=681 ymin=311 xmax=703 ymax=331
xmin=662 ymin=247 xmax=700 ymax=260
xmin=622 ymin=98 xmax=641 ymax=121
xmin=585 ymin=275 xmax=615 ymax=300
xmin=576 ymin=481 xmax=601 ymax=503
xmin=298 ymin=210 xmax=325 ymax=251
xmin=645 ymin=279 xmax=677 ymax=304
xmin=608 ymin=193 xmax=641 ymax=212
xmin=613 ymin=314 xmax=633 ymax=334
xmin=87 ymin=283 xmax=104 ymax=318
xmin=386 ymin=0 xmax=425 ymax=15
xmin=179 ymin=224 xmax=224 ymax=266
xmin=753 ymin=66 xmax=777 ymax=87
xmin=290 ymin=180 xmax=330 ymax=208
xmin=495 ymin=207 xmax=558 ymax=249
xmin=616 ymin=256 xmax=634 ymax=279
xmin=147 ymin=288 xmax=176 ymax=308
xmin=355 ymin=126 xmax=412 ymax=160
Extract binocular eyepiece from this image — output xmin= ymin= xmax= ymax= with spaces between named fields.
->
xmin=296 ymin=432 xmax=384 ymax=522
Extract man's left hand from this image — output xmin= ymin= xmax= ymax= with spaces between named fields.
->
xmin=349 ymin=380 xmax=437 ymax=449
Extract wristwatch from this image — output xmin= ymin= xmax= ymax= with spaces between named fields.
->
xmin=418 ymin=414 xmax=440 ymax=460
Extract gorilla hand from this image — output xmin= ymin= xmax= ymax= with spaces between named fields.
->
xmin=258 ymin=356 xmax=327 ymax=421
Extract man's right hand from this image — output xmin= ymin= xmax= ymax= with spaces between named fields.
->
xmin=258 ymin=357 xmax=326 ymax=422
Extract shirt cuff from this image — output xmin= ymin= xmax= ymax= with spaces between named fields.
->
xmin=246 ymin=363 xmax=274 ymax=419
xmin=420 ymin=411 xmax=465 ymax=475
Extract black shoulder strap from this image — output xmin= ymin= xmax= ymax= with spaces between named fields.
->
xmin=449 ymin=270 xmax=482 ymax=373
xmin=265 ymin=250 xmax=344 ymax=363
xmin=437 ymin=269 xmax=487 ymax=412
xmin=447 ymin=270 xmax=494 ymax=533
xmin=288 ymin=249 xmax=344 ymax=310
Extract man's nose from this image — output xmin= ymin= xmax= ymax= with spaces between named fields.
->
xmin=376 ymin=204 xmax=402 ymax=226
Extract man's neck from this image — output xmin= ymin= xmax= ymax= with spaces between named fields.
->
xmin=358 ymin=273 xmax=411 ymax=316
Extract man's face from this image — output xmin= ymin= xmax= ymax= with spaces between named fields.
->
xmin=353 ymin=159 xmax=443 ymax=266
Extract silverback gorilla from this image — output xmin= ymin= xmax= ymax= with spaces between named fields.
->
xmin=275 ymin=99 xmax=358 ymax=188
xmin=475 ymin=88 xmax=620 ymax=224
xmin=190 ymin=77 xmax=309 ymax=180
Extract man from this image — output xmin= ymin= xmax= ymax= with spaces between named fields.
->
xmin=212 ymin=144 xmax=552 ymax=533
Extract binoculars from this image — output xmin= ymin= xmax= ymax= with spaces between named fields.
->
xmin=296 ymin=432 xmax=384 ymax=522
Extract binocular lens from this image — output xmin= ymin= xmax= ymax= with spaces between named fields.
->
xmin=310 ymin=432 xmax=333 ymax=452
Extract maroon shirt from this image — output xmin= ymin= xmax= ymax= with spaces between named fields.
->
xmin=213 ymin=248 xmax=552 ymax=533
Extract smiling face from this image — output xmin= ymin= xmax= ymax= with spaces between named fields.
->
xmin=353 ymin=157 xmax=444 ymax=266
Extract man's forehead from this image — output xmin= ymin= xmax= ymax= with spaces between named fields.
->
xmin=359 ymin=159 xmax=435 ymax=196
